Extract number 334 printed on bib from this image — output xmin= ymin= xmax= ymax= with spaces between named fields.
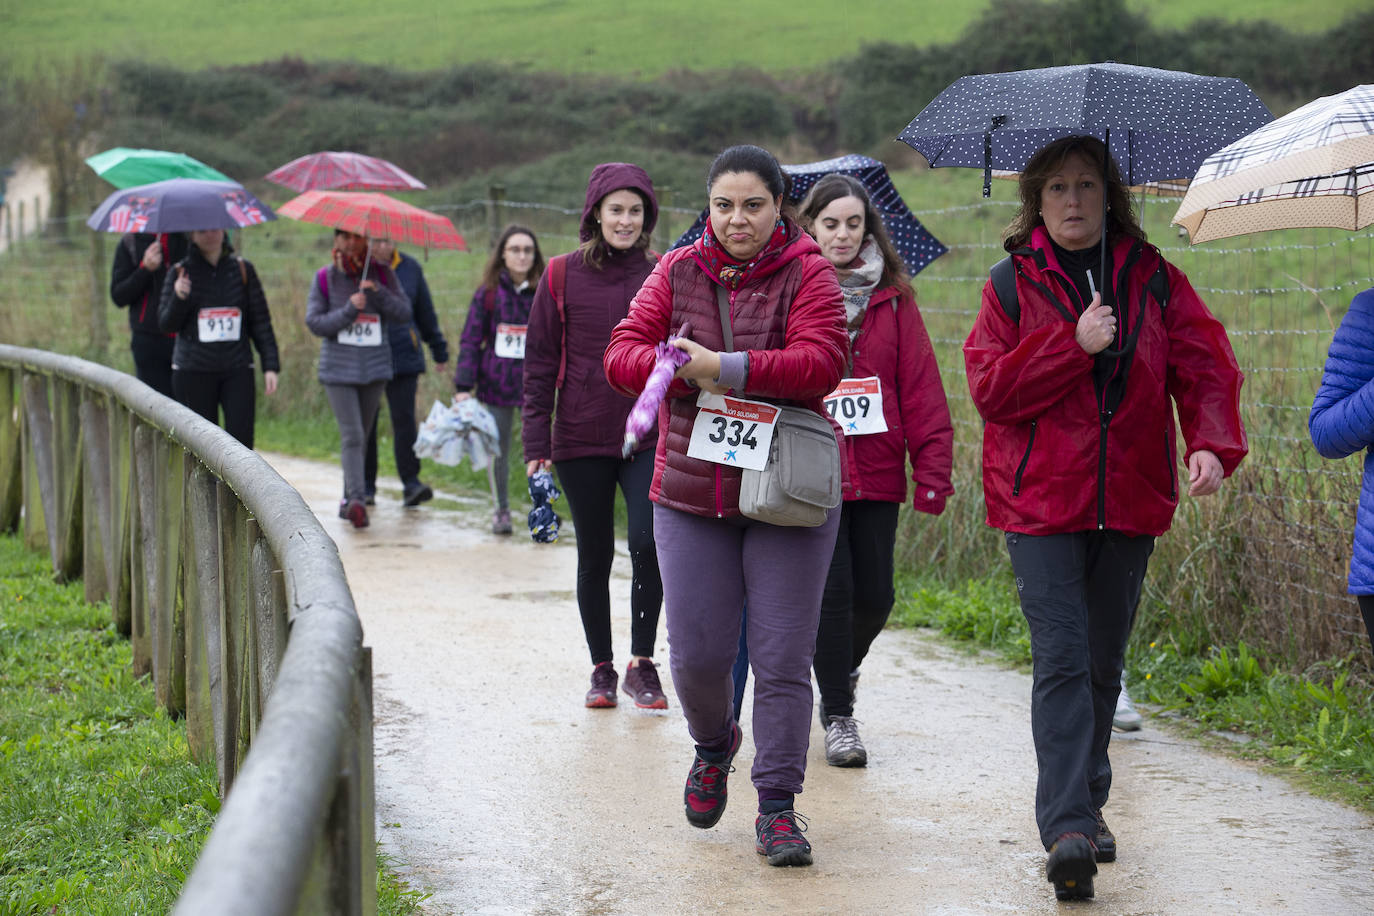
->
xmin=687 ymin=392 xmax=780 ymax=471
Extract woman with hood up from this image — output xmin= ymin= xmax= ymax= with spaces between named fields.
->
xmin=522 ymin=162 xmax=667 ymax=712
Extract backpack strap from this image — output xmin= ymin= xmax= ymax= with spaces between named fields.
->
xmin=236 ymin=255 xmax=248 ymax=288
xmin=547 ymin=254 xmax=569 ymax=389
xmin=316 ymin=267 xmax=330 ymax=300
xmin=990 ymin=255 xmax=1019 ymax=323
xmin=484 ymin=286 xmax=497 ymax=313
xmin=1147 ymin=258 xmax=1169 ymax=311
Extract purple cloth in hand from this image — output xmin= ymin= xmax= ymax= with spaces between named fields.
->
xmin=622 ymin=330 xmax=691 ymax=458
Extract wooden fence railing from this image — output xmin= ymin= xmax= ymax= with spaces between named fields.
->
xmin=0 ymin=344 xmax=375 ymax=916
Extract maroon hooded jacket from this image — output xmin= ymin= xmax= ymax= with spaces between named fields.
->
xmin=522 ymin=163 xmax=659 ymax=463
xmin=963 ymin=227 xmax=1247 ymax=537
xmin=604 ymin=221 xmax=847 ymax=519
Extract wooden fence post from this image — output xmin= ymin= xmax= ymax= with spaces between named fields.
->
xmin=488 ymin=183 xmax=506 ymax=249
xmin=0 ymin=367 xmax=20 ymax=533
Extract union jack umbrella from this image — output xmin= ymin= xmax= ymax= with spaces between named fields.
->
xmin=672 ymin=154 xmax=947 ymax=277
xmin=276 ymin=190 xmax=467 ymax=250
xmin=265 ymin=151 xmax=427 ymax=192
xmin=1174 ymin=85 xmax=1374 ymax=243
xmin=86 ymin=178 xmax=275 ymax=233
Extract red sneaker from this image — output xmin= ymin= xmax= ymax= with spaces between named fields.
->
xmin=755 ymin=809 xmax=812 ymax=867
xmin=585 ymin=662 xmax=618 ymax=708
xmin=622 ymin=659 xmax=668 ymax=709
xmin=684 ymin=722 xmax=742 ymax=828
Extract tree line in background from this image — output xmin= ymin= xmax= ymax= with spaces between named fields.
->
xmin=2 ymin=0 xmax=1371 ymax=231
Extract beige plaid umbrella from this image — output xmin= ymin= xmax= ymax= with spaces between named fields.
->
xmin=1173 ymin=85 xmax=1374 ymax=242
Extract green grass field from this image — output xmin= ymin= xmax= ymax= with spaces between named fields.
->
xmin=4 ymin=0 xmax=1365 ymax=74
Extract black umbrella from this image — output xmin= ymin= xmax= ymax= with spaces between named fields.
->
xmin=898 ymin=62 xmax=1273 ymax=198
xmin=672 ymin=154 xmax=948 ymax=277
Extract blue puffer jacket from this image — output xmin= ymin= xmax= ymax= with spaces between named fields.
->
xmin=1310 ymin=287 xmax=1374 ymax=593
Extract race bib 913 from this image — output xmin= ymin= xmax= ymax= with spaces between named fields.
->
xmin=198 ymin=307 xmax=242 ymax=342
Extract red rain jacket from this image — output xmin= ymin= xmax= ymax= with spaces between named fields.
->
xmin=963 ymin=228 xmax=1247 ymax=537
xmin=604 ymin=225 xmax=847 ymax=519
xmin=842 ymin=284 xmax=953 ymax=513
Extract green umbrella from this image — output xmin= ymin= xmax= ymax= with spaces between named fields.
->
xmin=85 ymin=147 xmax=232 ymax=189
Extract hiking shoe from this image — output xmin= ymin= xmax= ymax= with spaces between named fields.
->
xmin=683 ymin=722 xmax=742 ymax=828
xmin=1114 ymin=678 xmax=1143 ymax=731
xmin=585 ymin=661 xmax=618 ymax=708
xmin=340 ymin=498 xmax=369 ymax=529
xmin=1093 ymin=808 xmax=1117 ymax=863
xmin=823 ymin=715 xmax=868 ymax=767
xmin=364 ymin=490 xmax=376 ymax=506
xmin=1046 ymin=832 xmax=1097 ymax=900
xmin=623 ymin=659 xmax=668 ymax=709
xmin=491 ymin=508 xmax=513 ymax=535
xmin=402 ymin=481 xmax=433 ymax=508
xmin=755 ymin=810 xmax=812 ymax=867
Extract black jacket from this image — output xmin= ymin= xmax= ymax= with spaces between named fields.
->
xmin=387 ymin=251 xmax=449 ymax=375
xmin=158 ymin=243 xmax=280 ymax=374
xmin=110 ymin=233 xmax=188 ymax=336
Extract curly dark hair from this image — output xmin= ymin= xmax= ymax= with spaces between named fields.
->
xmin=797 ymin=173 xmax=910 ymax=295
xmin=1002 ymin=135 xmax=1147 ymax=252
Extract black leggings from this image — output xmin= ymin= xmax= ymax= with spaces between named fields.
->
xmin=554 ymin=452 xmax=662 ymax=665
xmin=172 ymin=366 xmax=256 ymax=448
xmin=814 ymin=500 xmax=899 ymax=719
xmin=364 ymin=372 xmax=421 ymax=491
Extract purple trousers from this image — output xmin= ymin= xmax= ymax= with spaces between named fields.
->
xmin=653 ymin=503 xmax=841 ymax=798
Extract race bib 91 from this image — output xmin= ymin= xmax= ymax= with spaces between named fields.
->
xmin=338 ymin=313 xmax=382 ymax=346
xmin=494 ymin=323 xmax=527 ymax=359
xmin=686 ymin=392 xmax=779 ymax=471
xmin=197 ymin=307 xmax=242 ymax=343
xmin=824 ymin=377 xmax=887 ymax=436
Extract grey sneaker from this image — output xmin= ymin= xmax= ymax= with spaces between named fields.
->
xmin=823 ymin=715 xmax=868 ymax=767
xmin=491 ymin=509 xmax=513 ymax=535
xmin=1113 ymin=677 xmax=1143 ymax=731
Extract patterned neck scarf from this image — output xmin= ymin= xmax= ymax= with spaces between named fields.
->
xmin=835 ymin=235 xmax=884 ymax=346
xmin=699 ymin=217 xmax=791 ymax=289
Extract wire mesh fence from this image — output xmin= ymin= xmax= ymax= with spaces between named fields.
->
xmin=4 ymin=191 xmax=1372 ymax=673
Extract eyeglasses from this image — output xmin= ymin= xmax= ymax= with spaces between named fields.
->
xmin=504 ymin=245 xmax=535 ymax=255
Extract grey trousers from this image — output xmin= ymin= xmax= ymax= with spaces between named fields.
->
xmin=325 ymin=381 xmax=386 ymax=502
xmin=487 ymin=403 xmax=516 ymax=510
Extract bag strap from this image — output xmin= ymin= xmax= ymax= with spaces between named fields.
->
xmin=715 ymin=285 xmax=733 ymax=352
xmin=316 ymin=267 xmax=329 ymax=300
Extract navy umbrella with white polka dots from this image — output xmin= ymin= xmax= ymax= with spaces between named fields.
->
xmin=898 ymin=62 xmax=1273 ymax=198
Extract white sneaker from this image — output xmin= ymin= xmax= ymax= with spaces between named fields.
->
xmin=1113 ymin=678 xmax=1143 ymax=731
xmin=824 ymin=715 xmax=868 ymax=767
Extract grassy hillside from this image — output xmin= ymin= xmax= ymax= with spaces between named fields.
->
xmin=4 ymin=0 xmax=1365 ymax=74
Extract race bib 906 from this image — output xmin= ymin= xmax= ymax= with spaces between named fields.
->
xmin=338 ymin=313 xmax=382 ymax=346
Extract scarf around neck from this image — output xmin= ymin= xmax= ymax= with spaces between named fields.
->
xmin=835 ymin=235 xmax=884 ymax=345
xmin=699 ymin=217 xmax=791 ymax=289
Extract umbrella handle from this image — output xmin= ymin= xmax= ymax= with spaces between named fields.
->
xmin=983 ymin=115 xmax=1007 ymax=199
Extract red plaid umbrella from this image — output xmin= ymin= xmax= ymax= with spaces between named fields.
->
xmin=264 ymin=151 xmax=427 ymax=192
xmin=277 ymin=191 xmax=467 ymax=250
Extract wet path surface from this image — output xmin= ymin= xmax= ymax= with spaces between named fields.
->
xmin=266 ymin=452 xmax=1374 ymax=915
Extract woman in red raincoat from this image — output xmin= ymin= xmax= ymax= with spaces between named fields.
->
xmin=797 ymin=173 xmax=952 ymax=769
xmin=963 ymin=135 xmax=1247 ymax=902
